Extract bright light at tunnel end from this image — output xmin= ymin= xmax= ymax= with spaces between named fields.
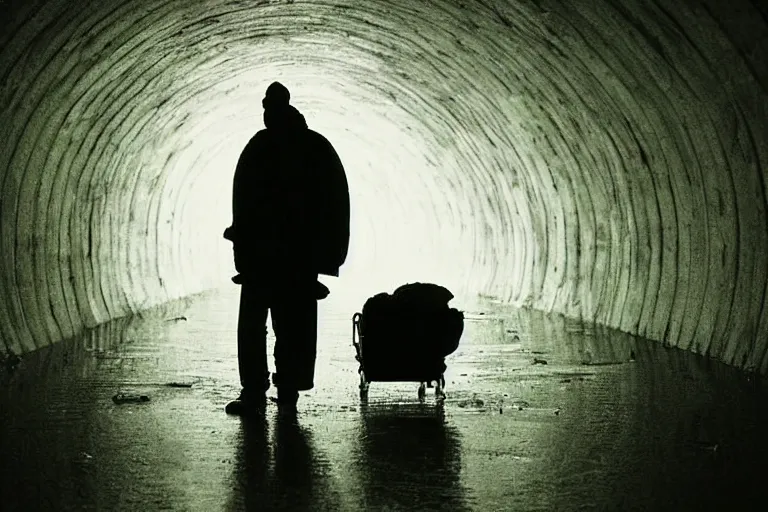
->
xmin=177 ymin=70 xmax=477 ymax=310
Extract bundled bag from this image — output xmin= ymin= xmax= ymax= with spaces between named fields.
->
xmin=359 ymin=283 xmax=464 ymax=371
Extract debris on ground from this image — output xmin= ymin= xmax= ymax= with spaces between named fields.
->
xmin=458 ymin=395 xmax=485 ymax=408
xmin=165 ymin=382 xmax=194 ymax=388
xmin=166 ymin=316 xmax=188 ymax=322
xmin=533 ymin=358 xmax=548 ymax=365
xmin=510 ymin=400 xmax=529 ymax=410
xmin=112 ymin=393 xmax=150 ymax=404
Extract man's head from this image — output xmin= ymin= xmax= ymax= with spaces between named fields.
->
xmin=262 ymin=82 xmax=290 ymax=110
xmin=262 ymin=81 xmax=307 ymax=130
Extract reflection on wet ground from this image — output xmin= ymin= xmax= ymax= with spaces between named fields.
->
xmin=1 ymin=287 xmax=768 ymax=511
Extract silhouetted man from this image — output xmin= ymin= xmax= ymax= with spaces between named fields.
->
xmin=224 ymin=82 xmax=350 ymax=414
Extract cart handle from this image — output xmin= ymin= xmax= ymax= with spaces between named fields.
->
xmin=352 ymin=312 xmax=363 ymax=367
xmin=352 ymin=312 xmax=362 ymax=350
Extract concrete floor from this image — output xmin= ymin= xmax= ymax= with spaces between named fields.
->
xmin=2 ymin=287 xmax=768 ymax=511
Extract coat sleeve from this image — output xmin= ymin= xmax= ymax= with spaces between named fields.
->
xmin=228 ymin=135 xmax=266 ymax=273
xmin=315 ymin=136 xmax=350 ymax=275
xmin=230 ymin=139 xmax=254 ymax=238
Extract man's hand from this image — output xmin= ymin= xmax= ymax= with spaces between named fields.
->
xmin=315 ymin=282 xmax=330 ymax=300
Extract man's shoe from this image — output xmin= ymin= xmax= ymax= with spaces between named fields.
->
xmin=225 ymin=389 xmax=267 ymax=416
xmin=277 ymin=403 xmax=298 ymax=421
xmin=270 ymin=387 xmax=299 ymax=414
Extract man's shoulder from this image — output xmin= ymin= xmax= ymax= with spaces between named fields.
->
xmin=248 ymin=129 xmax=270 ymax=144
xmin=305 ymin=129 xmax=327 ymax=141
xmin=240 ymin=130 xmax=271 ymax=153
xmin=242 ymin=128 xmax=337 ymax=156
xmin=304 ymin=129 xmax=336 ymax=151
xmin=247 ymin=128 xmax=324 ymax=144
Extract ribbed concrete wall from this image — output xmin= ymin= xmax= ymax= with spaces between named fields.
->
xmin=1 ymin=0 xmax=767 ymax=371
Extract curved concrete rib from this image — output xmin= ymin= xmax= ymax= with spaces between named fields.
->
xmin=0 ymin=0 xmax=767 ymax=372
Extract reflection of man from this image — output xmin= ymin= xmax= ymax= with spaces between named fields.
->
xmin=227 ymin=415 xmax=339 ymax=511
xmin=224 ymin=81 xmax=350 ymax=414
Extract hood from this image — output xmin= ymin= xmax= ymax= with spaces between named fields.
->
xmin=264 ymin=104 xmax=308 ymax=131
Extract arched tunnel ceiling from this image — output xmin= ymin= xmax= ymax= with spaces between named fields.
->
xmin=1 ymin=0 xmax=768 ymax=372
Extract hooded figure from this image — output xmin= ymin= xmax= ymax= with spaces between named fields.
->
xmin=224 ymin=82 xmax=350 ymax=414
xmin=227 ymin=82 xmax=350 ymax=279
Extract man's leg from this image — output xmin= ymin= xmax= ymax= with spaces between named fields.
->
xmin=271 ymin=272 xmax=319 ymax=406
xmin=227 ymin=282 xmax=270 ymax=413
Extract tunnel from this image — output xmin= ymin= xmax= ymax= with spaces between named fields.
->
xmin=3 ymin=2 xmax=768 ymax=509
xmin=2 ymin=0 xmax=768 ymax=370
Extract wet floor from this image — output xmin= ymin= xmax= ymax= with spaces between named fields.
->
xmin=2 ymin=287 xmax=768 ymax=511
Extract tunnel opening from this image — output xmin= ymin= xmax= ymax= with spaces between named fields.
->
xmin=1 ymin=0 xmax=768 ymax=375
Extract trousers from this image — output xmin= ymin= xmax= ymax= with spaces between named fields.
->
xmin=237 ymin=271 xmax=319 ymax=392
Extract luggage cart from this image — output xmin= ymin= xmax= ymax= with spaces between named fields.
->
xmin=352 ymin=312 xmax=446 ymax=401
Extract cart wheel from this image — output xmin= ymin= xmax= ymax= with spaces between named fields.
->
xmin=359 ymin=371 xmax=369 ymax=400
xmin=418 ymin=382 xmax=426 ymax=400
xmin=435 ymin=377 xmax=446 ymax=400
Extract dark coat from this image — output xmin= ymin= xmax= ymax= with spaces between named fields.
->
xmin=226 ymin=106 xmax=350 ymax=277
